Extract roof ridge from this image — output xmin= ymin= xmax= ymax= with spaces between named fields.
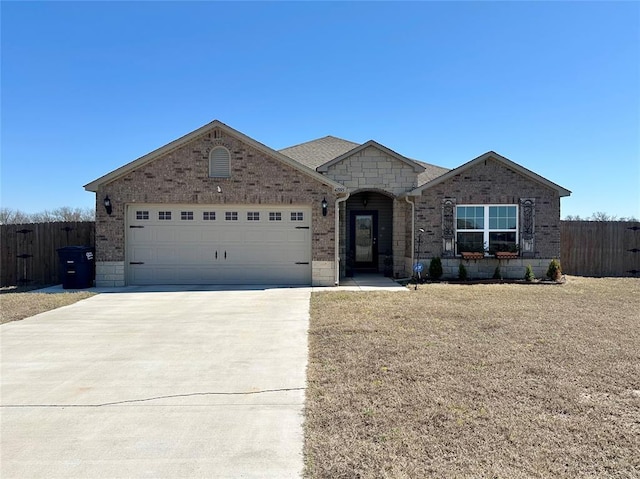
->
xmin=279 ymin=135 xmax=359 ymax=152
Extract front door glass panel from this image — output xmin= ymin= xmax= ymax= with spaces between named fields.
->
xmin=355 ymin=215 xmax=373 ymax=262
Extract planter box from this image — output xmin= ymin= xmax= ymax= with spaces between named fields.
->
xmin=495 ymin=252 xmax=519 ymax=259
xmin=461 ymin=252 xmax=485 ymax=260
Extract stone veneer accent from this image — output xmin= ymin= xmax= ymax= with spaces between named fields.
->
xmin=95 ymin=261 xmax=125 ymax=287
xmin=312 ymin=261 xmax=335 ymax=286
xmin=440 ymin=258 xmax=550 ymax=280
xmin=95 ymin=128 xmax=336 ymax=286
xmin=326 ymin=145 xmax=419 ymax=280
xmin=324 ymin=146 xmax=418 ymax=195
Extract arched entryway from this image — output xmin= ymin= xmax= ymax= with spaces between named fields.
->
xmin=345 ymin=191 xmax=394 ymax=275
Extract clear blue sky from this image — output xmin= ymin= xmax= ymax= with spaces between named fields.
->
xmin=2 ymin=1 xmax=639 ymax=219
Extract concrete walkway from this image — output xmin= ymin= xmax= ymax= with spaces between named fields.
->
xmin=1 ymin=287 xmax=310 ymax=479
xmin=326 ymin=273 xmax=408 ymax=292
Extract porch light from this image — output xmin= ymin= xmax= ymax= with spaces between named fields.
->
xmin=321 ymin=198 xmax=328 ymax=217
xmin=103 ymin=195 xmax=113 ymax=215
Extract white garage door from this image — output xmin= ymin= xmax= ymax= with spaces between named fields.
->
xmin=126 ymin=204 xmax=311 ymax=285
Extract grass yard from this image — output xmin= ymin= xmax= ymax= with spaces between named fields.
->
xmin=305 ymin=276 xmax=640 ymax=478
xmin=0 ymin=288 xmax=95 ymax=324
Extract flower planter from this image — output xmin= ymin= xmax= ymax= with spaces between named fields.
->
xmin=495 ymin=252 xmax=519 ymax=259
xmin=461 ymin=252 xmax=484 ymax=260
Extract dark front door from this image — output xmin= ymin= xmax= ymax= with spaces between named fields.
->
xmin=350 ymin=211 xmax=378 ymax=270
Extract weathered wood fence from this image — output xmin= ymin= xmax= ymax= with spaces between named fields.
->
xmin=561 ymin=221 xmax=640 ymax=277
xmin=1 ymin=222 xmax=95 ymax=287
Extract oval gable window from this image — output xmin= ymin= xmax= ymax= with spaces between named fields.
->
xmin=209 ymin=146 xmax=230 ymax=178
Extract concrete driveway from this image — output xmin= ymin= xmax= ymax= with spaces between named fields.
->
xmin=1 ymin=287 xmax=310 ymax=478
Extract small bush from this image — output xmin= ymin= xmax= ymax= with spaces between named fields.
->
xmin=429 ymin=257 xmax=443 ymax=280
xmin=524 ymin=264 xmax=535 ymax=282
xmin=547 ymin=259 xmax=562 ymax=281
xmin=458 ymin=263 xmax=468 ymax=281
xmin=493 ymin=265 xmax=502 ymax=280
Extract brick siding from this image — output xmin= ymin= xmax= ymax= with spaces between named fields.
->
xmin=415 ymin=158 xmax=561 ymax=260
xmin=95 ymin=128 xmax=335 ymax=263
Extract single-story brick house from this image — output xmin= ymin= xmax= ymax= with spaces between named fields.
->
xmin=85 ymin=120 xmax=570 ymax=287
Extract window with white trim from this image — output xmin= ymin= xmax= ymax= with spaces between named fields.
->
xmin=291 ymin=212 xmax=304 ymax=221
xmin=247 ymin=212 xmax=260 ymax=221
xmin=456 ymin=205 xmax=518 ymax=254
xmin=181 ymin=211 xmax=194 ymax=220
xmin=269 ymin=212 xmax=282 ymax=221
xmin=158 ymin=211 xmax=172 ymax=220
xmin=203 ymin=211 xmax=216 ymax=221
xmin=225 ymin=211 xmax=238 ymax=221
xmin=209 ymin=146 xmax=230 ymax=178
xmin=136 ymin=210 xmax=149 ymax=220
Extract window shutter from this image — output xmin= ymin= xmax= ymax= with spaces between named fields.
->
xmin=209 ymin=147 xmax=230 ymax=178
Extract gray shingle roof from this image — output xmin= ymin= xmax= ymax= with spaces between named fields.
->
xmin=279 ymin=135 xmax=450 ymax=187
xmin=279 ymin=136 xmax=360 ymax=170
xmin=415 ymin=161 xmax=451 ymax=186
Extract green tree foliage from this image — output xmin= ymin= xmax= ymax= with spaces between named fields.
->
xmin=458 ymin=263 xmax=468 ymax=281
xmin=547 ymin=259 xmax=562 ymax=281
xmin=524 ymin=264 xmax=535 ymax=282
xmin=429 ymin=257 xmax=443 ymax=280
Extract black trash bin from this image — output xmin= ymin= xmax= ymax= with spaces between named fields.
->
xmin=57 ymin=246 xmax=95 ymax=289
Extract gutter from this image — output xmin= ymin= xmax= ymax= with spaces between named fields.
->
xmin=405 ymin=196 xmax=416 ymax=269
xmin=334 ymin=192 xmax=351 ymax=285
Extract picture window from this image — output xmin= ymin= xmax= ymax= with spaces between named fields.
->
xmin=456 ymin=205 xmax=518 ymax=254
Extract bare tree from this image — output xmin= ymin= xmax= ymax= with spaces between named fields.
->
xmin=0 ymin=207 xmax=94 ymax=224
xmin=564 ymin=212 xmax=638 ymax=222
xmin=0 ymin=207 xmax=31 ymax=225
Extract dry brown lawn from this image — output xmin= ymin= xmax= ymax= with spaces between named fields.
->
xmin=305 ymin=276 xmax=640 ymax=478
xmin=0 ymin=288 xmax=95 ymax=324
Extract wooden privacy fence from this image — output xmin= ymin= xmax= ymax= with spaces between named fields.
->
xmin=561 ymin=221 xmax=640 ymax=277
xmin=1 ymin=222 xmax=95 ymax=287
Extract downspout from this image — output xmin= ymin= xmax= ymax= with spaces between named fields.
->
xmin=335 ymin=192 xmax=350 ymax=285
xmin=405 ymin=195 xmax=416 ymax=271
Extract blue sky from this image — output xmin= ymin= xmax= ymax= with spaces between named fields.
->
xmin=2 ymin=1 xmax=639 ymax=218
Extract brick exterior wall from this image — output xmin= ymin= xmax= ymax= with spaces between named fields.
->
xmin=415 ymin=158 xmax=561 ymax=260
xmin=95 ymin=128 xmax=336 ymax=266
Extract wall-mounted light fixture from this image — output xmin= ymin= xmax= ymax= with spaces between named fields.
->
xmin=321 ymin=197 xmax=328 ymax=217
xmin=103 ymin=195 xmax=113 ymax=215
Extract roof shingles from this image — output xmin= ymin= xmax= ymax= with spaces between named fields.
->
xmin=278 ymin=136 xmax=360 ymax=170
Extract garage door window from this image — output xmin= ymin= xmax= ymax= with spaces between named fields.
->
xmin=209 ymin=147 xmax=230 ymax=178
xmin=159 ymin=211 xmax=172 ymax=220
xmin=291 ymin=212 xmax=304 ymax=221
xmin=225 ymin=212 xmax=238 ymax=221
xmin=269 ymin=212 xmax=282 ymax=221
xmin=203 ymin=212 xmax=216 ymax=220
xmin=181 ymin=211 xmax=194 ymax=220
xmin=136 ymin=211 xmax=149 ymax=220
xmin=247 ymin=212 xmax=260 ymax=221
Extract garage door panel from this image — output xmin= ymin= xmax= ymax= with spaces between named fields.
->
xmin=127 ymin=205 xmax=312 ymax=285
